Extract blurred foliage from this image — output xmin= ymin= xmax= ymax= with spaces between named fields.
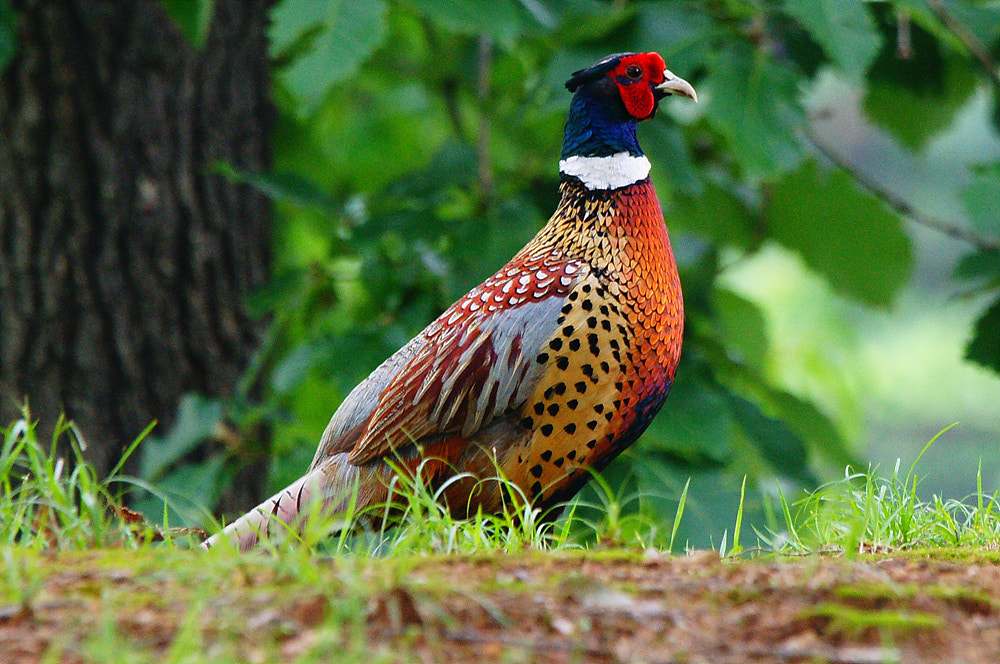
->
xmin=160 ymin=0 xmax=215 ymax=48
xmin=12 ymin=0 xmax=984 ymax=544
xmin=0 ymin=0 xmax=13 ymax=71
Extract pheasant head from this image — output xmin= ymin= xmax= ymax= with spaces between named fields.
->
xmin=560 ymin=52 xmax=696 ymax=190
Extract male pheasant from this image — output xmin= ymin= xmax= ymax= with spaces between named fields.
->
xmin=204 ymin=52 xmax=696 ymax=551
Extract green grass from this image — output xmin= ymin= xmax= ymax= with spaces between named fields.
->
xmin=4 ymin=409 xmax=999 ymax=558
xmin=757 ymin=426 xmax=1000 ymax=555
xmin=266 ymin=460 xmax=570 ymax=557
xmin=0 ymin=407 xmax=670 ymax=556
xmin=0 ymin=407 xmax=164 ymax=549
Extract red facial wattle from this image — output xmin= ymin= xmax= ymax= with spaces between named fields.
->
xmin=607 ymin=53 xmax=667 ymax=120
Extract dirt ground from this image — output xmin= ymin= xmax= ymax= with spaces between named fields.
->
xmin=2 ymin=549 xmax=1000 ymax=663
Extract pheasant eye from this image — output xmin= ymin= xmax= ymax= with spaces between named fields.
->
xmin=625 ymin=65 xmax=643 ymax=80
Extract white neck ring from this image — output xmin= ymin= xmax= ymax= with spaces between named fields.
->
xmin=558 ymin=152 xmax=650 ymax=190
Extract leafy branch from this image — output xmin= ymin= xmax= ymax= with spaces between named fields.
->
xmin=926 ymin=0 xmax=1000 ymax=90
xmin=803 ymin=125 xmax=1000 ymax=253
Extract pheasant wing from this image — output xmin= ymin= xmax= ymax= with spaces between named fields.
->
xmin=346 ymin=256 xmax=587 ymax=466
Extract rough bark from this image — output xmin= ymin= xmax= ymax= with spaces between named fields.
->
xmin=0 ymin=0 xmax=271 ymax=512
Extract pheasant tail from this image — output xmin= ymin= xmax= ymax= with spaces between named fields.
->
xmin=205 ymin=455 xmax=357 ymax=551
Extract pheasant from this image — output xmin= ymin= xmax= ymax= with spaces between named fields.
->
xmin=204 ymin=52 xmax=696 ymax=551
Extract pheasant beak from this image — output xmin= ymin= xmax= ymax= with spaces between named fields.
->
xmin=656 ymin=70 xmax=698 ymax=103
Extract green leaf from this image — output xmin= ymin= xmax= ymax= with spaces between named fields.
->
xmin=863 ymin=21 xmax=976 ymax=150
xmin=904 ymin=0 xmax=1000 ymax=57
xmin=767 ymin=161 xmax=912 ymax=307
xmin=139 ymin=394 xmax=223 ymax=480
xmin=700 ymin=334 xmax=854 ymax=470
xmin=641 ymin=360 xmax=735 ymax=467
xmin=132 ymin=455 xmax=228 ymax=526
xmin=213 ymin=162 xmax=341 ymax=215
xmin=961 ymin=164 xmax=1000 ymax=242
xmin=545 ymin=0 xmax=634 ymax=43
xmin=668 ymin=183 xmax=754 ymax=249
xmin=0 ymin=0 xmax=15 ymax=71
xmin=705 ymin=42 xmax=804 ymax=179
xmin=631 ymin=3 xmax=713 ymax=76
xmin=955 ymin=250 xmax=1000 ymax=290
xmin=160 ymin=0 xmax=215 ymax=48
xmin=966 ymin=295 xmax=1000 ymax=375
xmin=645 ymin=122 xmax=703 ymax=199
xmin=756 ymin=388 xmax=849 ymax=468
xmin=782 ymin=0 xmax=881 ymax=77
xmin=402 ymin=0 xmax=525 ymax=45
xmin=271 ymin=341 xmax=323 ymax=394
xmin=712 ymin=289 xmax=769 ymax=371
xmin=936 ymin=0 xmax=1000 ymax=48
xmin=994 ymin=87 xmax=1000 ymax=137
xmin=270 ymin=0 xmax=388 ymax=113
xmin=769 ymin=12 xmax=826 ymax=78
xmin=726 ymin=394 xmax=815 ymax=485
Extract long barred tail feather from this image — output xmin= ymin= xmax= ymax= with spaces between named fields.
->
xmin=201 ymin=455 xmax=358 ymax=552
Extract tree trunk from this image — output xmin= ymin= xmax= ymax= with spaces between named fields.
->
xmin=0 ymin=0 xmax=272 ymax=513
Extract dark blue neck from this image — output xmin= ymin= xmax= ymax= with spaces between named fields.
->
xmin=560 ymin=91 xmax=642 ymax=159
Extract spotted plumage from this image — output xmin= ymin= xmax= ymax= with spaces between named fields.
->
xmin=498 ymin=177 xmax=682 ymax=506
xmin=204 ymin=52 xmax=696 ymax=551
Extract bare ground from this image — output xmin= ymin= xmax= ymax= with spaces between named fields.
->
xmin=2 ymin=548 xmax=1000 ymax=663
